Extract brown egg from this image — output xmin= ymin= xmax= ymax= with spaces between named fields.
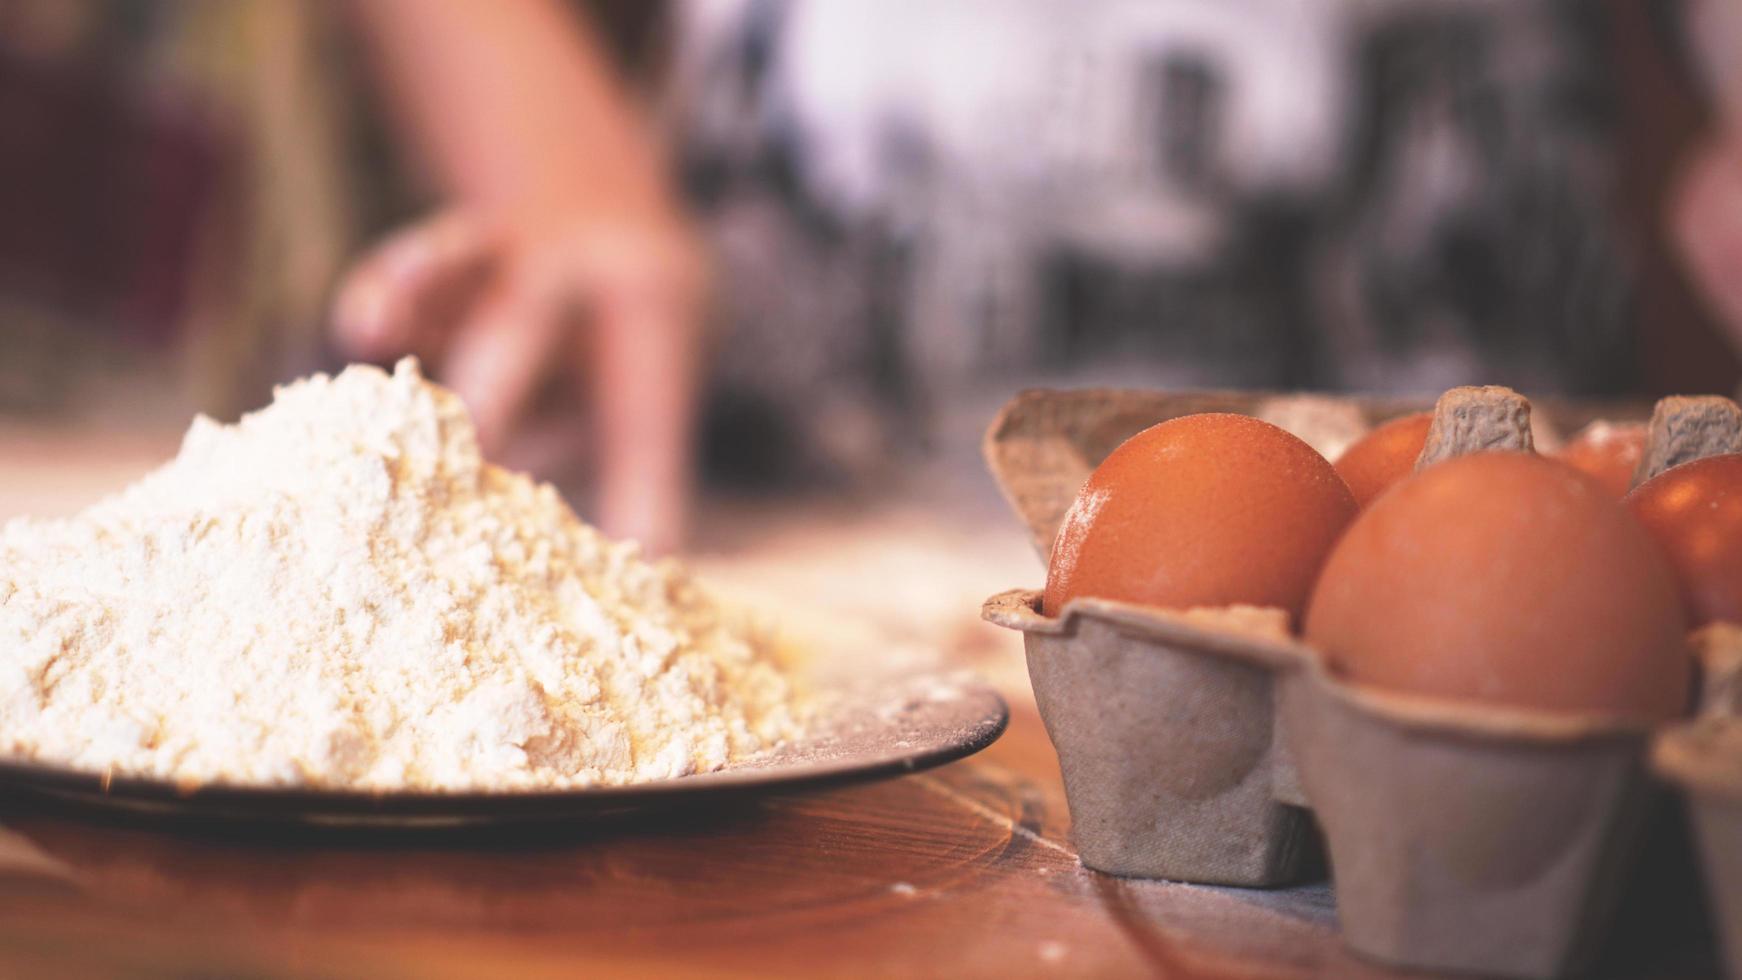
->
xmin=1627 ymin=454 xmax=1742 ymax=627
xmin=1305 ymin=452 xmax=1689 ymax=719
xmin=1044 ymin=413 xmax=1358 ymax=623
xmin=1334 ymin=412 xmax=1433 ymax=507
xmin=1556 ymin=421 xmax=1647 ymax=500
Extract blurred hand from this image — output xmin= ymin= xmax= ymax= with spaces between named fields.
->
xmin=331 ymin=206 xmax=706 ymax=555
xmin=1674 ymin=130 xmax=1742 ymax=357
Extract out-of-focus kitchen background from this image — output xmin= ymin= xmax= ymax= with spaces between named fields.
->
xmin=2 ymin=0 xmax=1740 ymax=551
xmin=0 ymin=6 xmax=1738 ymax=972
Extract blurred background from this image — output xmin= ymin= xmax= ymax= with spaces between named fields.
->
xmin=1 ymin=0 xmax=1740 ymax=554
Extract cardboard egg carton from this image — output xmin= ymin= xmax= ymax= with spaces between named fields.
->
xmin=981 ymin=385 xmax=1737 ymax=979
xmin=1654 ymin=624 xmax=1742 ymax=978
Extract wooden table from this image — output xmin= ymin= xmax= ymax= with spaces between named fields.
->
xmin=0 ymin=435 xmax=1721 ymax=978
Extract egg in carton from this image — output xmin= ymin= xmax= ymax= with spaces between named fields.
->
xmin=1281 ymin=388 xmax=1696 ymax=979
xmin=981 ymin=383 xmax=1736 ymax=978
xmin=979 ymin=387 xmax=1583 ymax=888
xmin=1639 ymin=396 xmax=1742 ymax=979
xmin=981 ymin=396 xmax=1364 ymax=886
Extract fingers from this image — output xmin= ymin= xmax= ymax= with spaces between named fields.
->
xmin=443 ymin=278 xmax=567 ymax=455
xmin=331 ymin=212 xmax=497 ymax=362
xmin=335 ymin=211 xmax=708 ymax=555
xmin=587 ymin=290 xmax=702 ymax=555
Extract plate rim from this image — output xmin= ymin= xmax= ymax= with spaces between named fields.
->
xmin=0 ymin=684 xmax=1009 ymax=823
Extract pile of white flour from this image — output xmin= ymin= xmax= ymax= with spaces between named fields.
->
xmin=0 ymin=360 xmax=801 ymax=791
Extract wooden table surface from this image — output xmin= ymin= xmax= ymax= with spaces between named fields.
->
xmin=0 ymin=433 xmax=1722 ymax=978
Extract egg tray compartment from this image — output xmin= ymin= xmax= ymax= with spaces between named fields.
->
xmin=981 ymin=589 xmax=1312 ymax=886
xmin=1654 ymin=626 xmax=1742 ymax=979
xmin=985 ymin=588 xmax=1658 ymax=978
xmin=980 ymin=386 xmax=1687 ymax=980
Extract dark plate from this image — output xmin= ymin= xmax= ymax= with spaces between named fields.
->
xmin=0 ymin=675 xmax=1007 ymax=829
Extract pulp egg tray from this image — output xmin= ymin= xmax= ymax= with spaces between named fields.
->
xmin=1656 ymin=624 xmax=1742 ymax=978
xmin=980 ymin=387 xmax=1726 ymax=979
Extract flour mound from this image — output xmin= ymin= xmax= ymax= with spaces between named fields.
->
xmin=0 ymin=359 xmax=800 ymax=790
